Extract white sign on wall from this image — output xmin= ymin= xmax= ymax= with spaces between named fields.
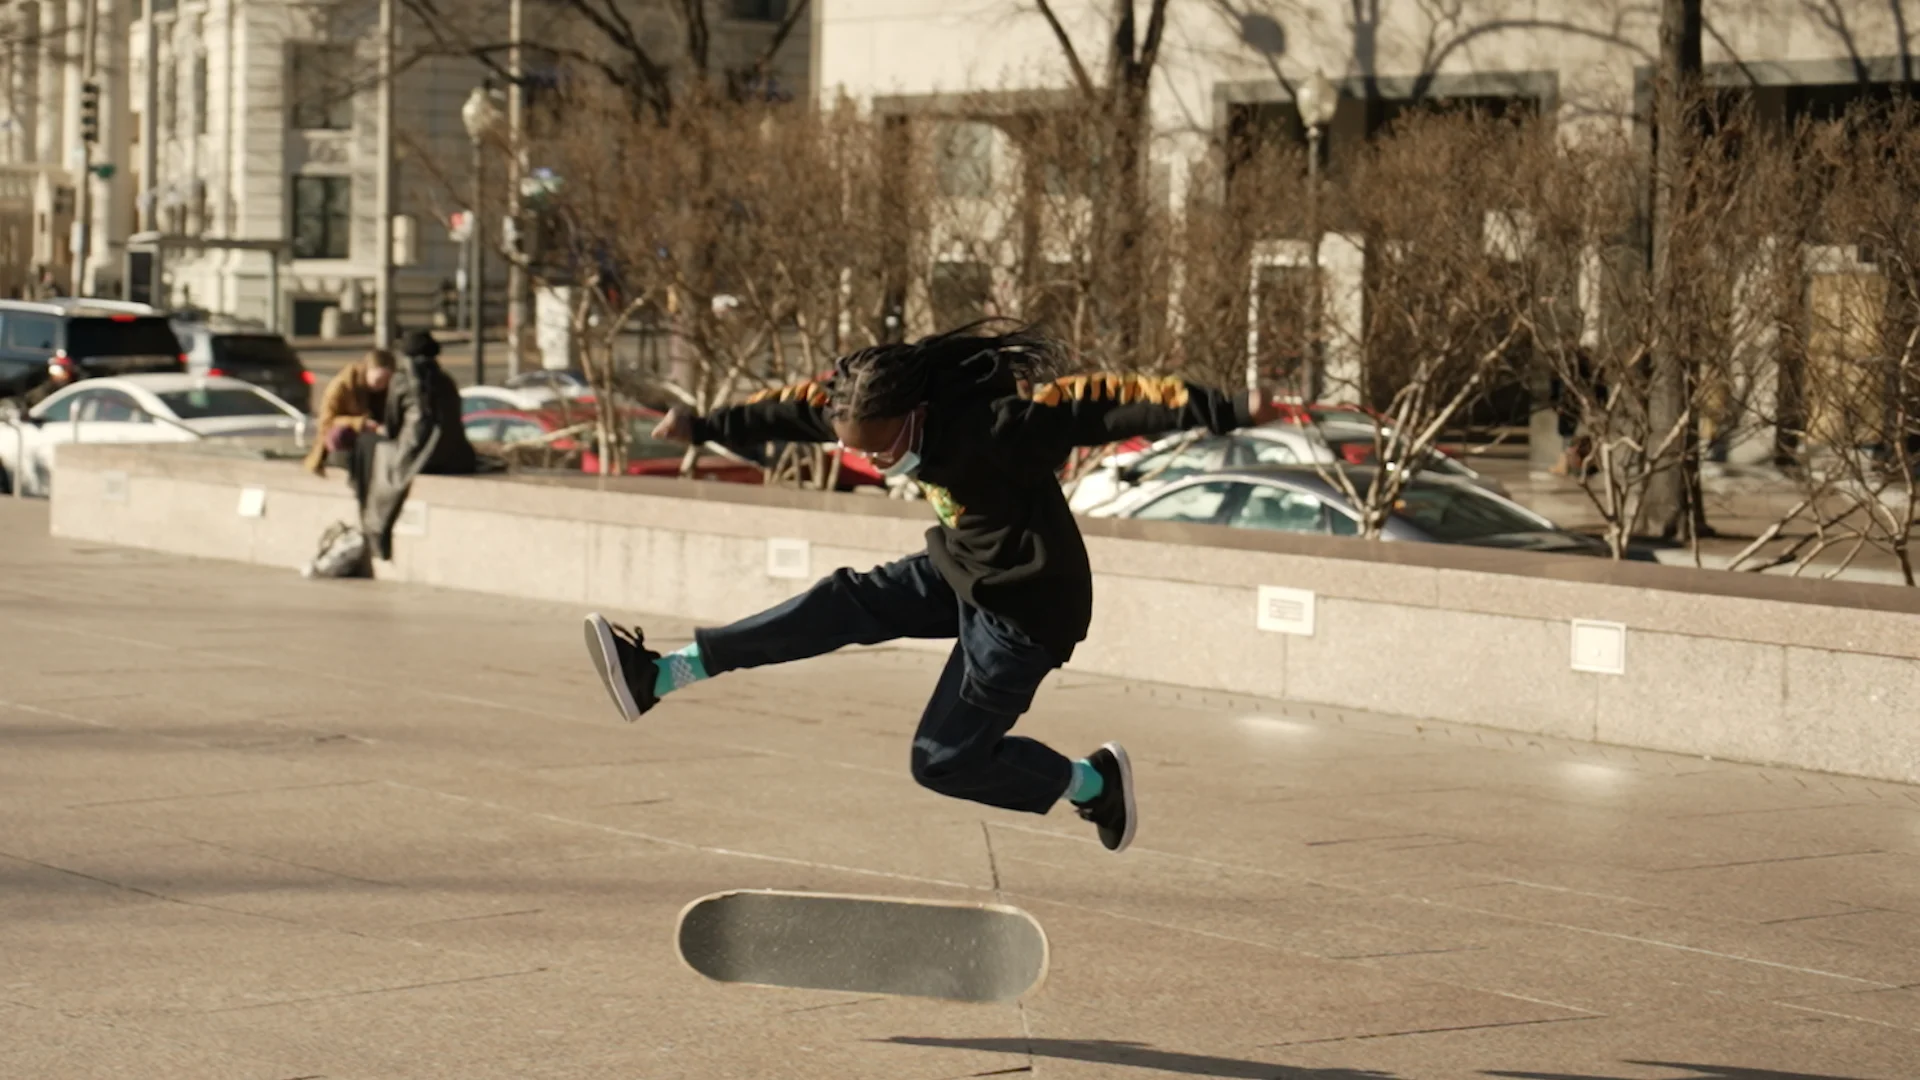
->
xmin=766 ymin=537 xmax=811 ymax=580
xmin=1255 ymin=585 xmax=1316 ymax=636
xmin=1570 ymin=619 xmax=1627 ymax=675
xmin=236 ymin=486 xmax=267 ymax=518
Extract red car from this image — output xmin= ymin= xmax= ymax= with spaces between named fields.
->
xmin=464 ymin=406 xmax=764 ymax=483
xmin=465 ymin=406 xmax=887 ymax=488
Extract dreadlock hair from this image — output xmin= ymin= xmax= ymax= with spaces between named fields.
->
xmin=828 ymin=319 xmax=1069 ymax=422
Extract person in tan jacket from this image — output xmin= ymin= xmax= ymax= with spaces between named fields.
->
xmin=304 ymin=349 xmax=395 ymax=476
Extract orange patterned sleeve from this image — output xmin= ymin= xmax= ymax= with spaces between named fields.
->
xmin=1005 ymin=372 xmax=1247 ymax=449
xmin=692 ymin=380 xmax=838 ymax=447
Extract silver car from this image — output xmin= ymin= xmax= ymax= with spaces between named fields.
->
xmin=1069 ymin=421 xmax=1506 ymax=516
xmin=1112 ymin=464 xmax=1657 ymax=560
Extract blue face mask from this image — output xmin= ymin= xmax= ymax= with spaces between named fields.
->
xmin=881 ymin=411 xmax=925 ymax=478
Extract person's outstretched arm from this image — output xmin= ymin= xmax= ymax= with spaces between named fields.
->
xmin=654 ymin=380 xmax=838 ymax=447
xmin=998 ymin=372 xmax=1278 ymax=452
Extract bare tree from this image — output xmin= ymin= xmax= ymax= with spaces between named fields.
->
xmin=1299 ymin=111 xmax=1533 ymax=535
xmin=400 ymin=0 xmax=812 ymax=121
xmin=1029 ymin=0 xmax=1172 ymax=367
xmin=1642 ymin=0 xmax=1705 ymax=539
xmin=1729 ymin=103 xmax=1920 ymax=583
xmin=527 ymin=87 xmax=912 ymax=478
xmin=1519 ymin=92 xmax=1771 ymax=558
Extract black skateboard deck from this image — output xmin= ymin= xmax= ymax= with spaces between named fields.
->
xmin=674 ymin=889 xmax=1049 ymax=1004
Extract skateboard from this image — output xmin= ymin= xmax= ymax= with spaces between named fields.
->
xmin=674 ymin=889 xmax=1049 ymax=1005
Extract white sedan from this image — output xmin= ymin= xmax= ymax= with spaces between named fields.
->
xmin=0 ymin=373 xmax=305 ymax=496
xmin=460 ymin=384 xmax=563 ymax=416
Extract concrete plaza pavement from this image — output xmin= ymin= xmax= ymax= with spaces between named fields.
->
xmin=3 ymin=498 xmax=1919 ymax=1080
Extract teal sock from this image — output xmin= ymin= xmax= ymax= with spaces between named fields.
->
xmin=1066 ymin=758 xmax=1104 ymax=803
xmin=653 ymin=644 xmax=709 ymax=698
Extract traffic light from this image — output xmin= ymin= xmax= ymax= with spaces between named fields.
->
xmin=79 ymin=81 xmax=100 ymax=144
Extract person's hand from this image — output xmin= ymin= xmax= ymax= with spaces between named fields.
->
xmin=363 ymin=420 xmax=382 ymax=435
xmin=1246 ymin=388 xmax=1284 ymax=426
xmin=652 ymin=406 xmax=695 ymax=444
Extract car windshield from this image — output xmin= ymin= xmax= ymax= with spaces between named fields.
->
xmin=157 ymin=387 xmax=288 ymax=419
xmin=211 ymin=335 xmax=301 ymax=369
xmin=67 ymin=317 xmax=181 ymax=359
xmin=1390 ymin=482 xmax=1546 ymax=541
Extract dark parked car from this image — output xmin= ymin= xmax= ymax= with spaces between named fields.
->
xmin=171 ymin=315 xmax=315 ymax=413
xmin=1116 ymin=464 xmax=1660 ymax=561
xmin=0 ymin=300 xmax=184 ymax=399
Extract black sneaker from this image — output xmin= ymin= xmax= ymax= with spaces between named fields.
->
xmin=1073 ymin=742 xmax=1136 ymax=853
xmin=583 ymin=613 xmax=661 ymax=722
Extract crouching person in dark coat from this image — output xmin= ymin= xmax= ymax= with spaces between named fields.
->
xmin=306 ymin=330 xmax=476 ymax=577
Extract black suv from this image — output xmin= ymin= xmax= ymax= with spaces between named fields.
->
xmin=0 ymin=300 xmax=184 ymax=399
xmin=171 ymin=313 xmax=314 ymax=413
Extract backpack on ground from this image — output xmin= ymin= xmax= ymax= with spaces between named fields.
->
xmin=301 ymin=520 xmax=372 ymax=579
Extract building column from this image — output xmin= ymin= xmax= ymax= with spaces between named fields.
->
xmin=60 ymin=0 xmax=82 ymax=164
xmin=34 ymin=0 xmax=63 ymax=167
xmin=1724 ymin=235 xmax=1783 ymax=468
xmin=2 ymin=7 xmax=32 ymax=163
xmin=1318 ymin=232 xmax=1366 ymax=405
xmin=1158 ymin=130 xmax=1208 ymax=366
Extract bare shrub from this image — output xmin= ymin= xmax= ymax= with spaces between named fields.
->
xmin=525 ymin=86 xmax=910 ymax=478
xmin=1728 ymin=102 xmax=1920 ymax=583
xmin=1301 ymin=112 xmax=1536 ymax=536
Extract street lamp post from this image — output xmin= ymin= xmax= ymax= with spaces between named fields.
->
xmin=506 ymin=0 xmax=526 ymax=379
xmin=74 ymin=0 xmax=99 ymax=296
xmin=461 ymin=84 xmax=503 ymax=389
xmin=1295 ymin=71 xmax=1338 ymax=404
xmin=375 ymin=0 xmax=395 ymax=348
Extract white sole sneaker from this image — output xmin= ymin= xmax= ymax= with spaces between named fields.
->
xmin=584 ymin=613 xmax=642 ymax=722
xmin=1103 ymin=741 xmax=1137 ymax=853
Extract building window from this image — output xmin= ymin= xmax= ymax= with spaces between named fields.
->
xmin=290 ymin=44 xmax=354 ymax=131
xmin=292 ymin=175 xmax=352 ymax=259
xmin=728 ymin=0 xmax=788 ymax=20
xmin=935 ymin=121 xmax=994 ymax=198
xmin=193 ymin=54 xmax=208 ymax=136
xmin=161 ymin=60 xmax=178 ymax=141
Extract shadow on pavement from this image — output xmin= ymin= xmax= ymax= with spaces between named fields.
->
xmin=880 ymin=1036 xmax=1394 ymax=1078
xmin=885 ymin=1040 xmax=1883 ymax=1080
xmin=1486 ymin=1066 xmax=1882 ymax=1080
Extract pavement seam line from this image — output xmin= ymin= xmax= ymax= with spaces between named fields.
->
xmin=1653 ymin=849 xmax=1887 ymax=873
xmin=380 ymin=779 xmax=983 ymax=891
xmin=192 ymin=967 xmax=550 ymax=1014
xmin=1262 ymin=1013 xmax=1608 ymax=1048
xmin=979 ymin=822 xmax=1036 ymax=1076
xmin=1771 ymin=1000 xmax=1920 ymax=1034
xmin=985 ymin=821 xmax=1901 ymax=989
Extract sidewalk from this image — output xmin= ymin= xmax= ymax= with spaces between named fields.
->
xmin=3 ymin=498 xmax=1917 ymax=1078
xmin=1471 ymin=445 xmax=1916 ymax=586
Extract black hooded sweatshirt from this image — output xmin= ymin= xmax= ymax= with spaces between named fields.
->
xmin=691 ymin=351 xmax=1252 ymax=657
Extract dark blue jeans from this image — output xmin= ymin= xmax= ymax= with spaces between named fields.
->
xmin=696 ymin=554 xmax=1074 ymax=814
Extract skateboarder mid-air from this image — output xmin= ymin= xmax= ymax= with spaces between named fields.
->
xmin=584 ymin=321 xmax=1281 ymax=853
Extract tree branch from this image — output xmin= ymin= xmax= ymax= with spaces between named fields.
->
xmin=747 ymin=0 xmax=814 ymax=84
xmin=1108 ymin=0 xmax=1137 ymax=87
xmin=1137 ymin=0 xmax=1171 ymax=86
xmin=1033 ymin=0 xmax=1096 ymax=98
